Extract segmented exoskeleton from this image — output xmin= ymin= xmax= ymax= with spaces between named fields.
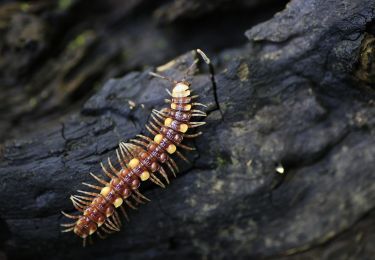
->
xmin=61 ymin=49 xmax=210 ymax=246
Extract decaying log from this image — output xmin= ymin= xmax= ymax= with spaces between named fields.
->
xmin=0 ymin=0 xmax=374 ymax=259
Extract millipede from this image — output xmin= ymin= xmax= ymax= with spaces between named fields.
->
xmin=61 ymin=49 xmax=211 ymax=246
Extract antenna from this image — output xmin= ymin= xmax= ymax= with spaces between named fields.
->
xmin=149 ymin=72 xmax=177 ymax=84
xmin=196 ymin=49 xmax=211 ymax=65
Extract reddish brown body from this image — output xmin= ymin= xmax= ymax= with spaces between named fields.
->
xmin=61 ymin=66 xmax=207 ymax=245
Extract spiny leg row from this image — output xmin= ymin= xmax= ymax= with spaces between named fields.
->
xmin=60 ymin=142 xmax=168 ymax=244
xmin=61 ymin=81 xmax=207 ymax=246
xmin=60 ymin=123 xmax=197 ymax=244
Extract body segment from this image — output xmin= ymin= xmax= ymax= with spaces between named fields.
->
xmin=61 ymin=51 xmax=209 ymax=246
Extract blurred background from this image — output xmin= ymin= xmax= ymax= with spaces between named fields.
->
xmin=0 ymin=1 xmax=290 ymax=259
xmin=0 ymin=0 xmax=287 ymax=143
xmin=1 ymin=1 xmax=374 ymax=260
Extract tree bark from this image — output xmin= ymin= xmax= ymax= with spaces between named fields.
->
xmin=0 ymin=0 xmax=374 ymax=259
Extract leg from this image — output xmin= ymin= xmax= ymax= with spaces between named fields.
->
xmin=184 ymin=132 xmax=202 ymax=138
xmin=108 ymin=157 xmax=121 ymax=176
xmin=166 ymin=161 xmax=176 ymax=177
xmin=149 ymin=71 xmax=177 ymax=84
xmin=101 ymin=162 xmax=116 ymax=179
xmin=150 ymin=174 xmax=166 ymax=188
xmin=125 ymin=199 xmax=137 ymax=210
xmin=61 ymin=222 xmax=76 ymax=227
xmin=77 ymin=190 xmax=98 ymax=197
xmin=176 ymin=150 xmax=190 ymax=164
xmin=168 ymin=157 xmax=179 ymax=172
xmin=126 ymin=143 xmax=145 ymax=156
xmin=120 ymin=205 xmax=130 ymax=222
xmin=149 ymin=121 xmax=160 ymax=133
xmin=61 ymin=211 xmax=80 ymax=219
xmin=192 ymin=102 xmax=208 ymax=108
xmin=158 ymin=166 xmax=170 ymax=184
xmin=191 ymin=109 xmax=207 ymax=117
xmin=129 ymin=138 xmax=149 ymax=149
xmin=182 ymin=58 xmax=199 ymax=81
xmin=152 ymin=109 xmax=167 ymax=120
xmin=137 ymin=134 xmax=153 ymax=143
xmin=70 ymin=196 xmax=85 ymax=212
xmin=111 ymin=210 xmax=122 ymax=228
xmin=151 ymin=114 xmax=164 ymax=127
xmin=82 ymin=182 xmax=101 ymax=191
xmin=105 ymin=218 xmax=120 ymax=232
xmin=177 ymin=143 xmax=195 ymax=151
xmin=74 ymin=195 xmax=94 ymax=202
xmin=134 ymin=189 xmax=151 ymax=202
xmin=90 ymin=172 xmax=109 ymax=185
xmin=70 ymin=195 xmax=91 ymax=207
xmin=100 ymin=226 xmax=116 ymax=235
xmin=146 ymin=124 xmax=158 ymax=136
xmin=189 ymin=122 xmax=206 ymax=128
xmin=131 ymin=194 xmax=145 ymax=204
xmin=115 ymin=150 xmax=126 ymax=170
xmin=97 ymin=230 xmax=106 ymax=239
xmin=61 ymin=226 xmax=75 ymax=233
xmin=119 ymin=142 xmax=133 ymax=161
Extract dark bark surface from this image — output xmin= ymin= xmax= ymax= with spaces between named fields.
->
xmin=0 ymin=0 xmax=374 ymax=259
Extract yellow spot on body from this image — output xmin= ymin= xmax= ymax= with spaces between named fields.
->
xmin=140 ymin=171 xmax=150 ymax=181
xmin=184 ymin=104 xmax=192 ymax=111
xmin=179 ymin=124 xmax=188 ymax=133
xmin=113 ymin=197 xmax=123 ymax=208
xmin=129 ymin=158 xmax=139 ymax=169
xmin=154 ymin=134 xmax=163 ymax=144
xmin=171 ymin=103 xmax=177 ymax=110
xmin=164 ymin=118 xmax=173 ymax=127
xmin=100 ymin=186 xmax=111 ymax=196
xmin=167 ymin=144 xmax=176 ymax=154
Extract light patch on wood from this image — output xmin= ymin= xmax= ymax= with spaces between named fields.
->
xmin=261 ymin=50 xmax=282 ymax=61
xmin=275 ymin=163 xmax=285 ymax=174
xmin=246 ymin=159 xmax=252 ymax=168
xmin=212 ymin=180 xmax=224 ymax=192
xmin=202 ymin=203 xmax=218 ymax=212
xmin=187 ymin=197 xmax=197 ymax=207
xmin=356 ymin=33 xmax=375 ymax=84
xmin=157 ymin=60 xmax=177 ymax=72
xmin=237 ymin=63 xmax=249 ymax=82
xmin=128 ymin=100 xmax=136 ymax=109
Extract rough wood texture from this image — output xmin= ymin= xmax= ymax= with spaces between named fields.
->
xmin=0 ymin=0 xmax=374 ymax=259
